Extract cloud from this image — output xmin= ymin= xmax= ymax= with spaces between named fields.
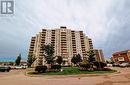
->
xmin=0 ymin=0 xmax=130 ymax=60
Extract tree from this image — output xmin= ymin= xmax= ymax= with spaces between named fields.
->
xmin=71 ymin=55 xmax=77 ymax=65
xmin=86 ymin=50 xmax=95 ymax=69
xmin=15 ymin=54 xmax=21 ymax=66
xmin=27 ymin=55 xmax=36 ymax=67
xmin=106 ymin=60 xmax=109 ymax=64
xmin=93 ymin=62 xmax=106 ymax=69
xmin=76 ymin=54 xmax=82 ymax=63
xmin=80 ymin=57 xmax=89 ymax=70
xmin=56 ymin=56 xmax=63 ymax=65
xmin=71 ymin=54 xmax=82 ymax=66
xmin=86 ymin=50 xmax=95 ymax=63
xmin=80 ymin=57 xmax=88 ymax=65
xmin=42 ymin=44 xmax=55 ymax=64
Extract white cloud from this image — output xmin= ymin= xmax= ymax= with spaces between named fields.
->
xmin=0 ymin=0 xmax=130 ymax=59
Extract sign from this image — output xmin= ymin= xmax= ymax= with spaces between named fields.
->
xmin=0 ymin=0 xmax=14 ymax=14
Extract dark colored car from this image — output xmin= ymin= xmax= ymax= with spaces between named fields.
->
xmin=0 ymin=66 xmax=11 ymax=72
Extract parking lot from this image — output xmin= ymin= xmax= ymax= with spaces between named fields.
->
xmin=0 ymin=67 xmax=130 ymax=85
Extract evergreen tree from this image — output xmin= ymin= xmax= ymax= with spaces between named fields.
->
xmin=86 ymin=50 xmax=95 ymax=63
xmin=15 ymin=54 xmax=21 ymax=66
xmin=27 ymin=55 xmax=36 ymax=67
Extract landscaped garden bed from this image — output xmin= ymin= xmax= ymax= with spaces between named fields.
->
xmin=27 ymin=67 xmax=116 ymax=75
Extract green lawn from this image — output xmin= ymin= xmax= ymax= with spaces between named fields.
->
xmin=28 ymin=67 xmax=116 ymax=75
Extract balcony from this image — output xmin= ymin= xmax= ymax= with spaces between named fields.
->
xmin=72 ymin=35 xmax=75 ymax=37
xmin=71 ymin=31 xmax=75 ymax=33
xmin=41 ymin=41 xmax=45 ymax=44
xmin=61 ymin=32 xmax=66 ymax=34
xmin=29 ymin=52 xmax=33 ymax=54
xmin=72 ymin=44 xmax=76 ymax=46
xmin=31 ymin=39 xmax=35 ymax=41
xmin=51 ymin=34 xmax=55 ymax=36
xmin=30 ymin=46 xmax=34 ymax=48
xmin=81 ymin=44 xmax=85 ymax=46
xmin=42 ymin=29 xmax=46 ymax=31
xmin=72 ymin=37 xmax=75 ymax=39
xmin=80 ymin=37 xmax=84 ymax=39
xmin=61 ymin=47 xmax=67 ymax=49
xmin=29 ymin=49 xmax=34 ymax=51
xmin=52 ymin=31 xmax=55 ymax=33
xmin=61 ymin=39 xmax=66 ymax=41
xmin=61 ymin=38 xmax=66 ymax=41
xmin=72 ymin=40 xmax=76 ymax=42
xmin=31 ymin=40 xmax=35 ymax=43
xmin=73 ymin=47 xmax=76 ymax=49
xmin=51 ymin=39 xmax=55 ymax=41
xmin=30 ymin=43 xmax=34 ymax=45
xmin=73 ymin=51 xmax=77 ymax=53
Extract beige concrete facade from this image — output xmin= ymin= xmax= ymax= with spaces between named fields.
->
xmin=93 ymin=49 xmax=105 ymax=62
xmin=28 ymin=26 xmax=93 ymax=66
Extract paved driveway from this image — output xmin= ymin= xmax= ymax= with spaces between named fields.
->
xmin=0 ymin=67 xmax=130 ymax=85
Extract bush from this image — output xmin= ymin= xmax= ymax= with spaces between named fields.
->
xmin=93 ymin=62 xmax=107 ymax=68
xmin=79 ymin=63 xmax=91 ymax=71
xmin=94 ymin=67 xmax=112 ymax=71
xmin=35 ymin=65 xmax=47 ymax=73
xmin=102 ymin=68 xmax=112 ymax=71
xmin=51 ymin=65 xmax=61 ymax=71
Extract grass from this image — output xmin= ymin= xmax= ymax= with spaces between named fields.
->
xmin=28 ymin=67 xmax=116 ymax=75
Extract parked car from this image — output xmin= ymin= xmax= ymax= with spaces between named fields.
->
xmin=0 ymin=66 xmax=11 ymax=72
xmin=107 ymin=64 xmax=113 ymax=67
xmin=119 ymin=63 xmax=130 ymax=67
xmin=112 ymin=63 xmax=120 ymax=67
xmin=15 ymin=66 xmax=23 ymax=69
xmin=15 ymin=65 xmax=27 ymax=69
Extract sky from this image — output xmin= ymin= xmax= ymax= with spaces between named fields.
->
xmin=0 ymin=0 xmax=130 ymax=61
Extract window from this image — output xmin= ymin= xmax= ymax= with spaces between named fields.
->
xmin=118 ymin=57 xmax=124 ymax=61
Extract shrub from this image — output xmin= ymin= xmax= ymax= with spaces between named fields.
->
xmin=35 ymin=65 xmax=47 ymax=73
xmin=102 ymin=68 xmax=112 ymax=71
xmin=79 ymin=63 xmax=91 ymax=71
xmin=51 ymin=65 xmax=61 ymax=69
xmin=94 ymin=67 xmax=112 ymax=71
xmin=93 ymin=62 xmax=107 ymax=68
xmin=80 ymin=59 xmax=88 ymax=65
xmin=56 ymin=56 xmax=63 ymax=65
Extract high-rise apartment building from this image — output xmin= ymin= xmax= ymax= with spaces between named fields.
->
xmin=28 ymin=26 xmax=93 ymax=66
xmin=93 ymin=49 xmax=105 ymax=62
